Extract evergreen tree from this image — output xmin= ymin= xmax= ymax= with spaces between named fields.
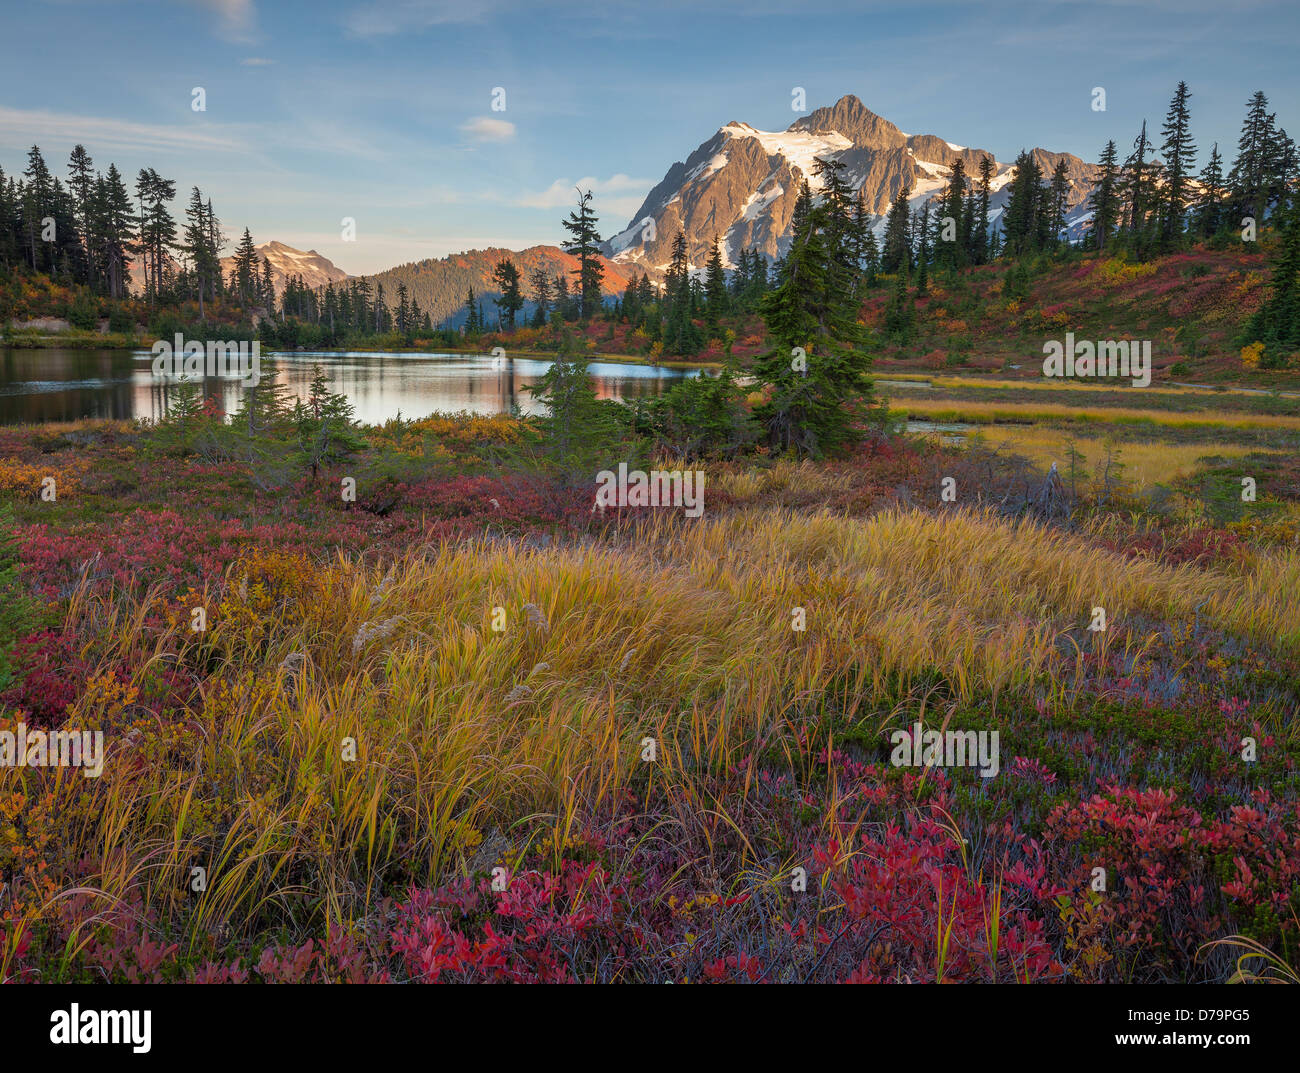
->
xmin=937 ymin=157 xmax=968 ymax=269
xmin=730 ymin=247 xmax=751 ymax=302
xmin=1195 ymin=143 xmax=1227 ymax=238
xmin=704 ymin=236 xmax=728 ymax=326
xmin=232 ymin=227 xmax=259 ymax=303
xmin=523 ymin=344 xmax=629 ymax=479
xmin=561 ymin=188 xmax=604 ymax=319
xmin=812 ymin=155 xmax=858 ymax=315
xmin=293 ymin=365 xmax=368 ymax=480
xmin=1158 ymin=81 xmax=1197 ymax=247
xmin=21 ymin=146 xmax=54 ymax=273
xmin=1120 ymin=121 xmax=1156 ymax=255
xmin=395 ymin=283 xmax=411 ymax=334
xmin=972 ymin=156 xmax=994 ymax=264
xmin=663 ymin=231 xmax=700 ymax=354
xmin=464 ymin=287 xmax=480 ymax=334
xmin=529 ymin=267 xmax=552 ymax=328
xmin=750 ymin=178 xmax=874 ymax=457
xmin=552 ymin=273 xmax=573 ymax=322
xmin=849 ymin=187 xmax=876 ymax=293
xmin=1046 ymin=159 xmax=1071 ymax=250
xmin=1228 ymin=91 xmax=1274 ymax=228
xmin=134 ymin=168 xmax=177 ymax=304
xmin=914 ymin=203 xmax=931 ymax=296
xmin=883 ymin=265 xmax=916 ymax=342
xmin=1088 ymin=140 xmax=1121 ymax=251
xmin=881 ymin=183 xmax=912 ymax=273
xmin=492 ymin=258 xmax=524 ymax=332
xmin=1000 ymin=150 xmax=1044 ymax=256
xmin=182 ymin=186 xmax=220 ymax=318
xmin=1247 ymin=191 xmax=1300 ymax=361
xmin=261 ymin=257 xmax=275 ymax=312
xmin=67 ymin=144 xmax=95 ymax=281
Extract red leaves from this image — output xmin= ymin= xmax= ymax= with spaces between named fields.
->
xmin=1044 ymin=785 xmax=1300 ymax=976
xmin=389 ymin=861 xmax=632 ymax=984
xmin=803 ymin=812 xmax=1064 ymax=983
xmin=0 ymin=630 xmax=87 ymax=726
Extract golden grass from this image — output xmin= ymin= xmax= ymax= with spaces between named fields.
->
xmin=899 ymin=397 xmax=1300 ymax=431
xmin=885 ymin=373 xmax=1287 ymax=401
xmin=18 ymin=506 xmax=1300 ymax=956
xmin=959 ymin=426 xmax=1276 ymax=487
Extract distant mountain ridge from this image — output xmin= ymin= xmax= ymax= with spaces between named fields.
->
xmin=127 ymin=239 xmax=349 ymax=299
xmin=367 ymin=245 xmax=639 ymax=327
xmin=602 ymin=94 xmax=1101 ymax=274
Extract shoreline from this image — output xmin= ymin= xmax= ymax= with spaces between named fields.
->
xmin=0 ymin=333 xmax=723 ymax=371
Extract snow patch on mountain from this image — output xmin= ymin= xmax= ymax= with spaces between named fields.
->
xmin=721 ymin=123 xmax=853 ymax=187
xmin=741 ymin=184 xmax=785 ymax=221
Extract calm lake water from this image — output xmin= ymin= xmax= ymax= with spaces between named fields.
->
xmin=0 ymin=348 xmax=707 ymax=426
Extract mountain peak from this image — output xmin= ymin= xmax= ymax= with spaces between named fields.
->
xmin=789 ymin=94 xmax=906 ymax=149
xmin=218 ymin=240 xmax=349 ymax=297
xmin=601 ymin=94 xmax=1101 ymax=278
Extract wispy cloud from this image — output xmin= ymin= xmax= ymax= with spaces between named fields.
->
xmin=515 ymin=174 xmax=651 ymax=218
xmin=0 ymin=106 xmax=245 ymax=156
xmin=191 ymin=0 xmax=258 ymax=43
xmin=240 ymin=56 xmax=274 ymax=66
xmin=460 ymin=117 xmax=516 ymax=143
xmin=345 ymin=0 xmax=503 ymax=36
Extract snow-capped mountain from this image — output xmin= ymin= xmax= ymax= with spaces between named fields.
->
xmin=129 ymin=240 xmax=349 ymax=299
xmin=603 ymin=95 xmax=1099 ymax=275
xmin=219 ymin=240 xmax=350 ymax=297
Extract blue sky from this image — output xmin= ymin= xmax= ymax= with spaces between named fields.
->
xmin=1 ymin=0 xmax=1296 ymax=274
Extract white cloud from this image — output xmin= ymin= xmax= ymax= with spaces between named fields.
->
xmin=0 ymin=106 xmax=244 ymax=155
xmin=345 ymin=0 xmax=503 ymax=37
xmin=240 ymin=56 xmax=273 ymax=66
xmin=515 ymin=174 xmax=651 ymax=218
xmin=461 ymin=116 xmax=516 ymax=142
xmin=192 ymin=0 xmax=258 ymax=43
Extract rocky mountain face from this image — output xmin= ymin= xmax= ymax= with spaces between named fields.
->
xmin=603 ymin=94 xmax=1100 ymax=275
xmin=218 ymin=240 xmax=349 ymax=297
xmin=128 ymin=240 xmax=349 ymax=299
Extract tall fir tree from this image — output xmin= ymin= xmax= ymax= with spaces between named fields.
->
xmin=1158 ymin=81 xmax=1197 ymax=247
xmin=1121 ymin=121 xmax=1156 ymax=255
xmin=560 ymin=188 xmax=604 ymax=319
xmin=1195 ymin=143 xmax=1227 ymax=237
xmin=881 ymin=183 xmax=913 ymax=273
xmin=1228 ymin=91 xmax=1274 ymax=228
xmin=750 ymin=178 xmax=874 ymax=457
xmin=1088 ymin=140 xmax=1121 ymax=251
xmin=704 ymin=236 xmax=728 ymax=327
xmin=972 ymin=156 xmax=994 ymax=264
xmin=492 ymin=258 xmax=524 ymax=332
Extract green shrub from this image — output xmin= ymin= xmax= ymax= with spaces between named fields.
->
xmin=68 ymin=292 xmax=100 ymax=330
